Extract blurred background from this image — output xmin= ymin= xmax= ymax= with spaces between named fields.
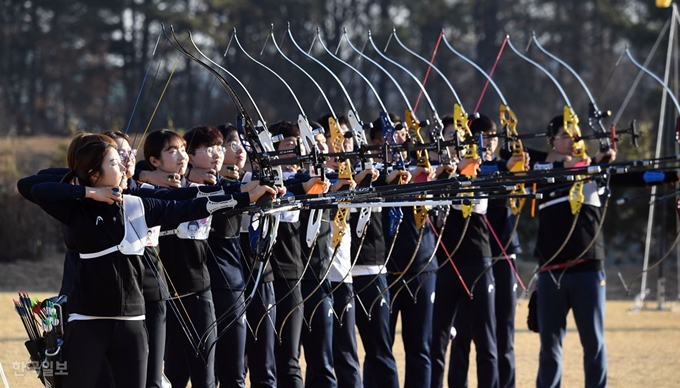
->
xmin=1 ymin=0 xmax=679 ymax=303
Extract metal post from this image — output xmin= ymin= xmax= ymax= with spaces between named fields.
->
xmin=637 ymin=4 xmax=677 ymax=312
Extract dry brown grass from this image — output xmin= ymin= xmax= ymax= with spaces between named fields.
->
xmin=1 ymin=291 xmax=678 ymax=388
xmin=0 ymin=136 xmax=70 ymax=179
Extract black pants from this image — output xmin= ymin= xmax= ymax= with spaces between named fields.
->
xmin=389 ymin=271 xmax=436 ymax=388
xmin=493 ymin=258 xmax=517 ymax=388
xmin=331 ymin=282 xmax=362 ymax=388
xmin=62 ymin=319 xmax=148 ymax=388
xmin=213 ymin=287 xmax=247 ymax=388
xmin=431 ymin=260 xmax=498 ymax=388
xmin=354 ymin=274 xmax=399 ymax=388
xmin=300 ymin=279 xmax=336 ymax=388
xmin=246 ymin=281 xmax=277 ymax=388
xmin=164 ymin=290 xmax=217 ymax=388
xmin=145 ymin=299 xmax=166 ymax=388
xmin=273 ymin=279 xmax=304 ymax=388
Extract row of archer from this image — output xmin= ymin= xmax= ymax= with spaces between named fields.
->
xmin=127 ymin=24 xmax=655 ymax=206
xmin=120 ymin=23 xmax=680 ymax=305
xmin=15 ymin=22 xmax=680 ymax=388
xmin=146 ymin=24 xmax=680 ymax=388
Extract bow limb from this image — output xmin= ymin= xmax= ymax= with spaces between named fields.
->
xmin=391 ymin=30 xmax=459 ymax=167
xmin=263 ymin=27 xmax=327 ymax=247
xmin=365 ymin=31 xmax=435 ymax=233
xmin=442 ymin=34 xmax=527 ymax=214
xmin=303 ymin=232 xmax=360 ymax=328
xmin=376 ymin=32 xmax=470 ymax=302
xmin=346 ymin=32 xmax=433 ymax=315
xmin=622 ymin=47 xmax=680 ymax=307
xmin=620 ymin=228 xmax=680 ymax=296
xmin=268 ymin=26 xmax=356 ymax=329
xmin=504 ymin=35 xmax=594 ymax=274
xmin=327 ymin=30 xmax=407 ymax=305
xmin=367 ymin=30 xmax=434 ymax=178
xmin=367 ymin=223 xmax=426 ymax=318
xmin=121 ymin=206 xmax=208 ymax=364
xmin=468 ymin=213 xmax=529 ymax=298
xmin=166 ymin=28 xmax=280 ymax=348
xmin=230 ymin=29 xmax=322 ymax=336
xmin=185 ymin=31 xmax=282 ymax=342
xmin=291 ymin=27 xmax=376 ymax=196
xmin=529 ymin=33 xmax=614 ymax=157
xmin=125 ymin=30 xmax=163 ymax=135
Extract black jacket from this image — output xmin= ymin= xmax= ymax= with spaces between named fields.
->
xmin=24 ymin=180 xmax=248 ymax=316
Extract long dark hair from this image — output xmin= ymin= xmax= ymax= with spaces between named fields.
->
xmin=63 ymin=141 xmax=116 ymax=186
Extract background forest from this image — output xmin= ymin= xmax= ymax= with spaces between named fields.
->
xmin=1 ymin=0 xmax=679 ymax=298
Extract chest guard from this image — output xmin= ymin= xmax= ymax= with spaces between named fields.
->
xmin=80 ymin=195 xmax=154 ymax=259
xmin=163 ymin=216 xmax=212 ymax=240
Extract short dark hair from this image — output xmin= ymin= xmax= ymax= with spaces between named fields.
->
xmin=269 ymin=120 xmax=300 ymax=140
xmin=315 ymin=114 xmax=349 ymax=138
xmin=441 ymin=115 xmax=454 ymax=129
xmin=143 ymin=129 xmax=186 ymax=170
xmin=547 ymin=115 xmax=564 ymax=138
xmin=184 ymin=126 xmax=223 ymax=154
xmin=469 ymin=114 xmax=496 ymax=134
xmin=370 ymin=112 xmax=402 ymax=141
xmin=308 ymin=120 xmax=324 ymax=135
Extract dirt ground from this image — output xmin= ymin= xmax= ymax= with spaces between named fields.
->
xmin=1 ymin=292 xmax=679 ymax=387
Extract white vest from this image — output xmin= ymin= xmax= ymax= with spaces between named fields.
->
xmin=159 ymin=182 xmax=212 ymax=240
xmin=80 ymin=195 xmax=155 ymax=259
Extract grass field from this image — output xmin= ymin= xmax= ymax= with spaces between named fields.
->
xmin=1 ymin=264 xmax=679 ymax=387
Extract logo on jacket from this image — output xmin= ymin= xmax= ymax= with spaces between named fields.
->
xmin=95 ymin=216 xmax=103 ymax=225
